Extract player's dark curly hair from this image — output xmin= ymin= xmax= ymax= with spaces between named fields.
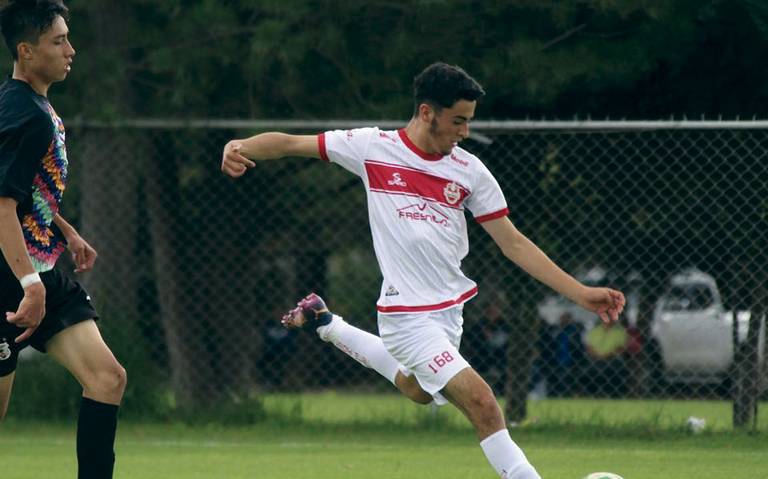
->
xmin=0 ymin=0 xmax=68 ymax=60
xmin=412 ymin=62 xmax=485 ymax=116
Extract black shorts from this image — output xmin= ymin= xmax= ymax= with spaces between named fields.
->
xmin=0 ymin=263 xmax=98 ymax=377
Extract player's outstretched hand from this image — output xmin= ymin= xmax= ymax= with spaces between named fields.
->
xmin=221 ymin=141 xmax=256 ymax=178
xmin=578 ymin=287 xmax=625 ymax=324
xmin=7 ymin=283 xmax=46 ymax=343
xmin=66 ymin=233 xmax=97 ymax=273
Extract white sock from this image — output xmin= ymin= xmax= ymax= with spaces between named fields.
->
xmin=479 ymin=429 xmax=541 ymax=479
xmin=316 ymin=315 xmax=401 ymax=385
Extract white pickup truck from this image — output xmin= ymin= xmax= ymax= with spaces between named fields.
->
xmin=651 ymin=268 xmax=765 ymax=384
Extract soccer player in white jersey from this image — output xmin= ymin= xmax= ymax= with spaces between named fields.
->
xmin=221 ymin=62 xmax=625 ymax=479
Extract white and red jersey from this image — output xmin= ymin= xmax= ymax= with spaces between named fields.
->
xmin=318 ymin=127 xmax=508 ymax=314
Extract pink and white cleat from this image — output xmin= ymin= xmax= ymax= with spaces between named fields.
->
xmin=281 ymin=293 xmax=333 ymax=329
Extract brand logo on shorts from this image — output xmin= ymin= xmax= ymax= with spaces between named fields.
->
xmin=0 ymin=339 xmax=11 ymax=361
xmin=385 ymin=285 xmax=400 ymax=297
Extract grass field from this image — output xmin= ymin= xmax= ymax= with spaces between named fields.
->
xmin=3 ymin=393 xmax=767 ymax=479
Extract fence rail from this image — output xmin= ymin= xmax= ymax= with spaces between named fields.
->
xmin=45 ymin=119 xmax=767 ymax=427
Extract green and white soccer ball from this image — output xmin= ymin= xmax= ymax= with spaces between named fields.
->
xmin=583 ymin=473 xmax=623 ymax=479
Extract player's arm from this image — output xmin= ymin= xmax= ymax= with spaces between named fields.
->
xmin=221 ymin=133 xmax=320 ymax=178
xmin=480 ymin=216 xmax=625 ymax=323
xmin=0 ymin=197 xmax=45 ymax=342
xmin=54 ymin=214 xmax=97 ymax=273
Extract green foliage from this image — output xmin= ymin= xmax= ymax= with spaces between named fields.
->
xmin=2 ymin=0 xmax=762 ymax=119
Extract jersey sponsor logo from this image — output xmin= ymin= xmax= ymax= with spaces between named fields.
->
xmin=379 ymin=131 xmax=397 ymax=143
xmin=385 ymin=285 xmax=400 ymax=296
xmin=397 ymin=202 xmax=449 ymax=227
xmin=387 ymin=172 xmax=407 ymax=187
xmin=450 ymin=153 xmax=468 ymax=167
xmin=0 ymin=338 xmax=10 ymax=361
xmin=365 ymin=161 xmax=470 ymax=209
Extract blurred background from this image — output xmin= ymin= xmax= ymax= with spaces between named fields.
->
xmin=4 ymin=0 xmax=767 ymax=431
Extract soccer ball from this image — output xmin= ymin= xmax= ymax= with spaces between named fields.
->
xmin=583 ymin=473 xmax=624 ymax=479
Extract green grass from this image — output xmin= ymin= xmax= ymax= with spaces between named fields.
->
xmin=3 ymin=393 xmax=767 ymax=479
xmin=259 ymin=392 xmax=768 ymax=432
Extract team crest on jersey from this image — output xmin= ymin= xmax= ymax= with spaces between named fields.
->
xmin=0 ymin=338 xmax=11 ymax=361
xmin=443 ymin=182 xmax=462 ymax=205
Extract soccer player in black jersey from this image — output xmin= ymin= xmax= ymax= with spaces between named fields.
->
xmin=0 ymin=2 xmax=125 ymax=477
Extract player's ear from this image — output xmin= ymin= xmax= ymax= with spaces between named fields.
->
xmin=418 ymin=103 xmax=435 ymax=123
xmin=17 ymin=42 xmax=34 ymax=61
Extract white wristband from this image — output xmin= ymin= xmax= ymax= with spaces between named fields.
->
xmin=20 ymin=272 xmax=42 ymax=289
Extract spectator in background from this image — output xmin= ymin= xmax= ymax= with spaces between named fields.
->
xmin=582 ymin=319 xmax=629 ymax=396
xmin=260 ymin=312 xmax=298 ymax=389
xmin=464 ymin=297 xmax=510 ymax=395
xmin=547 ymin=312 xmax=585 ymax=396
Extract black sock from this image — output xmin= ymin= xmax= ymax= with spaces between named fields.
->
xmin=77 ymin=397 xmax=119 ymax=479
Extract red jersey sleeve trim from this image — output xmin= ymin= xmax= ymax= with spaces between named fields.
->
xmin=475 ymin=207 xmax=509 ymax=223
xmin=318 ymin=133 xmax=329 ymax=162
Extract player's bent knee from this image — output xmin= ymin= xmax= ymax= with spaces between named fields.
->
xmin=467 ymin=390 xmax=503 ymax=422
xmin=84 ymin=363 xmax=127 ymax=403
xmin=108 ymin=364 xmax=128 ymax=396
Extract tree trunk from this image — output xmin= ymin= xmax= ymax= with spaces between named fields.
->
xmin=144 ymin=150 xmax=216 ymax=408
xmin=504 ymin=280 xmax=538 ymax=424
xmin=733 ymin=277 xmax=765 ymax=429
xmin=77 ymin=0 xmax=140 ymax=322
xmin=77 ymin=130 xmax=139 ymax=323
xmin=627 ymin=274 xmax=664 ymax=398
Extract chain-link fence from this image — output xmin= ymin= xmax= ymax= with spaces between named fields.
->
xmin=44 ymin=120 xmax=767 ymax=425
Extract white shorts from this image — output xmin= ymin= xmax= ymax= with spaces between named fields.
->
xmin=378 ymin=306 xmax=471 ymax=404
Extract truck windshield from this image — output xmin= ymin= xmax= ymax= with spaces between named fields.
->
xmin=663 ymin=284 xmax=715 ymax=311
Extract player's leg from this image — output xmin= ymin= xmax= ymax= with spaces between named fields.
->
xmin=442 ymin=369 xmax=540 ymax=479
xmin=1 ymin=278 xmax=23 ymax=421
xmin=0 ymin=372 xmax=15 ymax=420
xmin=46 ymin=319 xmax=126 ymax=479
xmin=380 ymin=307 xmax=540 ymax=479
xmin=394 ymin=371 xmax=433 ymax=404
xmin=442 ymin=368 xmax=505 ymax=438
xmin=282 ymin=293 xmax=432 ymax=404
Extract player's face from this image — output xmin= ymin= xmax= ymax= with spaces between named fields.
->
xmin=26 ymin=16 xmax=75 ymax=83
xmin=427 ymin=100 xmax=476 ymax=156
